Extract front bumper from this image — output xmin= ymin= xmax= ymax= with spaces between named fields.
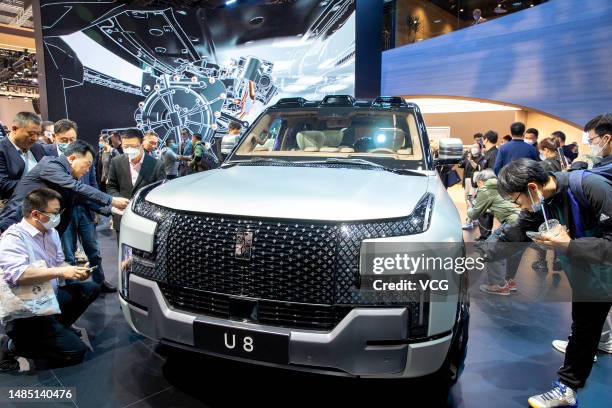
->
xmin=121 ymin=274 xmax=452 ymax=378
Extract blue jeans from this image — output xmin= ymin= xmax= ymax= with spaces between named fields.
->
xmin=60 ymin=205 xmax=105 ymax=283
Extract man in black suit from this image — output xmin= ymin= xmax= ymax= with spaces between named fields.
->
xmin=0 ymin=112 xmax=46 ymax=200
xmin=106 ymin=129 xmax=165 ymax=241
xmin=43 ymin=120 xmax=116 ymax=293
xmin=0 ymin=140 xmax=129 ymax=234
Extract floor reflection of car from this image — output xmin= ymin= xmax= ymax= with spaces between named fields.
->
xmin=119 ymin=95 xmax=467 ymax=390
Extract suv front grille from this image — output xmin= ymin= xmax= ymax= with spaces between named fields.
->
xmin=132 ymin=196 xmax=432 ymax=330
xmin=159 ymin=284 xmax=352 ymax=330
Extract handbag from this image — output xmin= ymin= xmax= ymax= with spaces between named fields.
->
xmin=446 ymin=168 xmax=461 ymax=188
xmin=0 ymin=228 xmax=61 ymax=324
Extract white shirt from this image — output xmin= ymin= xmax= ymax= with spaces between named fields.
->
xmin=9 ymin=138 xmax=38 ymax=174
xmin=0 ymin=219 xmax=65 ymax=291
xmin=129 ymin=153 xmax=145 ymax=186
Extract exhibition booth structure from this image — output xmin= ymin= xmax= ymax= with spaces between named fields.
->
xmin=0 ymin=1 xmax=610 ymax=408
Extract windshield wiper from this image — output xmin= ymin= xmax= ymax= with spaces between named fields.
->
xmin=221 ymin=157 xmax=291 ymax=169
xmin=296 ymin=158 xmax=427 ymax=177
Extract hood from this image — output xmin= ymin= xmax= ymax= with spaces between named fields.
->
xmin=484 ymin=178 xmax=498 ymax=190
xmin=145 ymin=165 xmax=433 ymax=221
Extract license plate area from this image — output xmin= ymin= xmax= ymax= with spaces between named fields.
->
xmin=193 ymin=320 xmax=289 ymax=364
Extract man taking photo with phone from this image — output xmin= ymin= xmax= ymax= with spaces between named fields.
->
xmin=0 ymin=188 xmax=100 ymax=371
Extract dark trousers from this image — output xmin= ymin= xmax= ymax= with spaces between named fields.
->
xmin=478 ymin=212 xmax=494 ymax=240
xmin=61 ymin=205 xmax=105 ymax=283
xmin=5 ymin=282 xmax=100 ymax=365
xmin=558 ymin=301 xmax=612 ymax=389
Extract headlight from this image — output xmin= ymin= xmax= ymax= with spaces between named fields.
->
xmin=120 ymin=243 xmax=162 ymax=300
xmin=132 ymin=180 xmax=167 ymax=222
xmin=131 ymin=179 xmax=165 ymax=215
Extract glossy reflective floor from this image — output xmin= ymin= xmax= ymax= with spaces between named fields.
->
xmin=0 ymin=187 xmax=610 ymax=407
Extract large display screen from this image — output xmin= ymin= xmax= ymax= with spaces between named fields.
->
xmin=40 ymin=0 xmax=356 ymax=145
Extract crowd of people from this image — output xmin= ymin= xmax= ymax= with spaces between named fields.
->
xmin=0 ymin=110 xmax=610 ymax=408
xmin=0 ymin=112 xmax=229 ymax=371
xmin=447 ymin=116 xmax=611 ymax=408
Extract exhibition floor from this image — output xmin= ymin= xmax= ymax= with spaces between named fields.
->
xmin=0 ymin=190 xmax=610 ymax=408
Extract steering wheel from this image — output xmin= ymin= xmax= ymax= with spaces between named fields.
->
xmin=368 ymin=148 xmax=396 ymax=154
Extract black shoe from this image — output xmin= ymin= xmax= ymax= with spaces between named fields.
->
xmin=100 ymin=281 xmax=117 ymax=293
xmin=68 ymin=326 xmax=82 ymax=337
xmin=0 ymin=335 xmax=19 ymax=372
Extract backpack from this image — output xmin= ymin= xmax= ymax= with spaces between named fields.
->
xmin=567 ymin=163 xmax=612 ymax=238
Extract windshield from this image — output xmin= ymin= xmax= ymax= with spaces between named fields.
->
xmin=228 ymin=108 xmax=427 ymax=169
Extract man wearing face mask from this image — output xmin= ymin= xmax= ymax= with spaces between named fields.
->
xmin=0 ymin=188 xmax=99 ymax=371
xmin=0 ymin=140 xmax=129 ymax=234
xmin=571 ymin=114 xmax=612 ymax=174
xmin=42 ymin=120 xmax=115 ymax=293
xmin=525 ymin=128 xmax=542 ymax=161
xmin=43 ymin=119 xmax=77 ymax=157
xmin=106 ymin=129 xmax=165 ymax=242
xmin=497 ymin=159 xmax=612 ymax=408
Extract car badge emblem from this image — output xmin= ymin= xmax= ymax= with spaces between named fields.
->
xmin=235 ymin=230 xmax=254 ymax=260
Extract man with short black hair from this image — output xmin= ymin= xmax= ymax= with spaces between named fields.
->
xmin=494 ymin=122 xmax=538 ymax=175
xmin=0 ymin=140 xmax=129 ymax=233
xmin=552 ymin=131 xmax=576 ymax=164
xmin=0 ymin=188 xmax=100 ymax=370
xmin=107 ymin=129 xmax=165 ymax=240
xmin=0 ymin=112 xmax=46 ymax=199
xmin=497 ymin=159 xmax=612 ymax=407
xmin=143 ymin=131 xmax=159 ymax=156
xmin=572 ymin=113 xmax=612 ymax=171
xmin=473 ymin=132 xmax=484 ymax=148
xmin=525 ymin=128 xmax=539 ymax=147
xmin=42 ymin=121 xmax=114 ymax=292
xmin=44 ymin=119 xmax=78 ymax=157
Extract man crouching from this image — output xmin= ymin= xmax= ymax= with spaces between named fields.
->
xmin=0 ymin=188 xmax=99 ymax=371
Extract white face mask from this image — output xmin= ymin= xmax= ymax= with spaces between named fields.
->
xmin=470 ymin=147 xmax=480 ymax=156
xmin=528 ymin=188 xmax=543 ymax=213
xmin=124 ymin=147 xmax=141 ymax=161
xmin=589 ymin=136 xmax=609 ymax=157
xmin=37 ymin=213 xmax=61 ymax=230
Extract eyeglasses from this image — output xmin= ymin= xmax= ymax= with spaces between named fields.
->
xmin=39 ymin=209 xmax=65 ymax=217
xmin=510 ymin=192 xmax=523 ymax=206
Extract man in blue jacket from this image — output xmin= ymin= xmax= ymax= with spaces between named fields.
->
xmin=43 ymin=120 xmax=116 ymax=293
xmin=0 ymin=140 xmax=129 ymax=237
xmin=494 ymin=122 xmax=538 ymax=175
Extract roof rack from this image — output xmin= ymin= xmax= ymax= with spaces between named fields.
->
xmin=371 ymin=96 xmax=407 ymax=108
xmin=320 ymin=95 xmax=355 ymax=107
xmin=274 ymin=97 xmax=307 ymax=108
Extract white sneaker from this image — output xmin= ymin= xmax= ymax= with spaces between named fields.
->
xmin=528 ymin=381 xmax=577 ymax=408
xmin=552 ymin=340 xmax=597 ymax=362
xmin=598 ymin=337 xmax=612 ymax=353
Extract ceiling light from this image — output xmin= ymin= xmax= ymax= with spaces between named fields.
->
xmin=433 ymin=19 xmax=442 ymax=23
xmin=225 ymin=0 xmax=237 ymax=5
xmin=459 ymin=8 xmax=464 ymax=12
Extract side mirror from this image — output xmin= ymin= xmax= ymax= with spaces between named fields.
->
xmin=436 ymin=138 xmax=464 ymax=166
